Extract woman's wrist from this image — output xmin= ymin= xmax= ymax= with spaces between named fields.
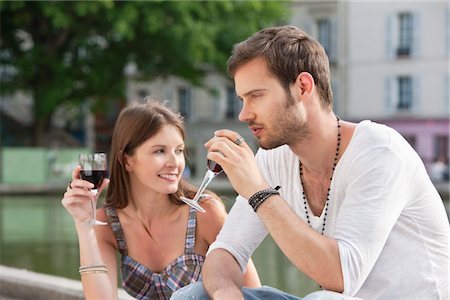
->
xmin=75 ymin=221 xmax=96 ymax=234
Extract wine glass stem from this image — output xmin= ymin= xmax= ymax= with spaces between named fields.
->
xmin=91 ymin=190 xmax=98 ymax=223
xmin=192 ymin=170 xmax=216 ymax=202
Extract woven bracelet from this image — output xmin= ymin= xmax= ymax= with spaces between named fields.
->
xmin=248 ymin=186 xmax=281 ymax=212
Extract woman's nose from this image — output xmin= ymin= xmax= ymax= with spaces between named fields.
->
xmin=167 ymin=152 xmax=183 ymax=167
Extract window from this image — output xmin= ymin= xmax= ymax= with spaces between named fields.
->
xmin=178 ymin=87 xmax=191 ymax=120
xmin=317 ymin=19 xmax=332 ymax=57
xmin=385 ymin=76 xmax=419 ymax=113
xmin=397 ymin=76 xmax=413 ymax=110
xmin=137 ymin=89 xmax=148 ymax=101
xmin=317 ymin=19 xmax=337 ymax=63
xmin=386 ymin=12 xmax=419 ymax=60
xmin=225 ymin=86 xmax=242 ymax=120
xmin=397 ymin=12 xmax=413 ymax=57
xmin=434 ymin=135 xmax=449 ymax=160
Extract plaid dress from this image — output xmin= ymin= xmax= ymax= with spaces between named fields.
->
xmin=105 ymin=206 xmax=205 ymax=300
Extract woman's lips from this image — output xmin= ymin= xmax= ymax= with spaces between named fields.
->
xmin=158 ymin=174 xmax=178 ymax=182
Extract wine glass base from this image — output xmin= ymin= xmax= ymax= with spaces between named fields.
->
xmin=179 ymin=196 xmax=206 ymax=213
xmin=94 ymin=220 xmax=108 ymax=225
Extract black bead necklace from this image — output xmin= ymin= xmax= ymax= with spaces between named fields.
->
xmin=299 ymin=116 xmax=341 ymax=235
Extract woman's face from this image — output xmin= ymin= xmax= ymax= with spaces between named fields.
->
xmin=125 ymin=124 xmax=185 ymax=195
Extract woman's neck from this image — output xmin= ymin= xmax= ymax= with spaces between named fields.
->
xmin=128 ymin=182 xmax=177 ymax=220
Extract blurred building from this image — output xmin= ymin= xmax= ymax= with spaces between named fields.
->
xmin=127 ymin=0 xmax=449 ymax=179
xmin=341 ymin=1 xmax=449 ymax=170
xmin=1 ymin=1 xmax=448 ymax=184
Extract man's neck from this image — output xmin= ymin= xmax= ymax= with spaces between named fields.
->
xmin=290 ymin=113 xmax=339 ymax=174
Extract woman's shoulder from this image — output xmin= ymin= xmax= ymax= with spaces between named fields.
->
xmin=196 ymin=196 xmax=227 ymax=244
xmin=198 ymin=195 xmax=227 ymax=222
xmin=95 ymin=207 xmax=118 ymax=249
xmin=96 ymin=206 xmax=110 ymax=223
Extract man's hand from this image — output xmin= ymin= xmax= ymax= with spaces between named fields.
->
xmin=204 ymin=129 xmax=269 ymax=199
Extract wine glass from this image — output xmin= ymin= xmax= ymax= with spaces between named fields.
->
xmin=180 ymin=159 xmax=223 ymax=213
xmin=79 ymin=153 xmax=108 ymax=225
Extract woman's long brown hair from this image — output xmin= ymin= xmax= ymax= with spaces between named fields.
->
xmin=105 ymin=100 xmax=198 ymax=209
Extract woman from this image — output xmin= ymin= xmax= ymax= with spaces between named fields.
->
xmin=62 ymin=100 xmax=260 ymax=300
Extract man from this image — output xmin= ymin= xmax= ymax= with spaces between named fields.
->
xmin=172 ymin=25 xmax=449 ymax=299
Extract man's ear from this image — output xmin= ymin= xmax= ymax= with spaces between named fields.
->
xmin=296 ymin=72 xmax=315 ymax=98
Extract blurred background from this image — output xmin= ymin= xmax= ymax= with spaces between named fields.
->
xmin=1 ymin=0 xmax=449 ymax=298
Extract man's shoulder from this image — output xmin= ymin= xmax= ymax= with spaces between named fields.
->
xmin=352 ymin=120 xmax=403 ymax=149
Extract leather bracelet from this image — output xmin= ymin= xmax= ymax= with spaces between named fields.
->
xmin=248 ymin=186 xmax=281 ymax=212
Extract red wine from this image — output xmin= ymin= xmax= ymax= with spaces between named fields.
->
xmin=207 ymin=159 xmax=223 ymax=174
xmin=80 ymin=170 xmax=106 ymax=189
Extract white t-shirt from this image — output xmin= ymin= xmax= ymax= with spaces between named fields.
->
xmin=208 ymin=121 xmax=449 ymax=299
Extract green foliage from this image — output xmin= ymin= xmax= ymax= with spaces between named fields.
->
xmin=0 ymin=0 xmax=289 ymax=145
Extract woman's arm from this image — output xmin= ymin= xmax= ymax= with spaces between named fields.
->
xmin=76 ymin=221 xmax=118 ymax=300
xmin=242 ymin=258 xmax=261 ymax=287
xmin=62 ymin=167 xmax=118 ymax=300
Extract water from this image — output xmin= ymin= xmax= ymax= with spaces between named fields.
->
xmin=0 ymin=194 xmax=319 ymax=297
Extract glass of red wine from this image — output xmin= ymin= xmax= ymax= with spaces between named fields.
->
xmin=180 ymin=159 xmax=223 ymax=213
xmin=79 ymin=153 xmax=107 ymax=225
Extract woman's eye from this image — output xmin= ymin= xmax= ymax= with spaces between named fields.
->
xmin=176 ymin=149 xmax=184 ymax=154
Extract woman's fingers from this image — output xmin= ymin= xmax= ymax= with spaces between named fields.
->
xmin=98 ymin=178 xmax=110 ymax=194
xmin=72 ymin=165 xmax=81 ymax=180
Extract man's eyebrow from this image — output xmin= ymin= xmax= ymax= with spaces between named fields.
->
xmin=240 ymin=88 xmax=268 ymax=98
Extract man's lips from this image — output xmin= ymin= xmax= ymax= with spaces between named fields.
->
xmin=249 ymin=126 xmax=263 ymax=137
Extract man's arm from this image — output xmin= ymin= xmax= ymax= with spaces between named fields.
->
xmin=206 ymin=131 xmax=344 ymax=291
xmin=202 ymin=249 xmax=245 ymax=300
xmin=257 ymin=195 xmax=344 ymax=292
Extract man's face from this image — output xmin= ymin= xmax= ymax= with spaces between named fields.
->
xmin=234 ymin=57 xmax=309 ymax=149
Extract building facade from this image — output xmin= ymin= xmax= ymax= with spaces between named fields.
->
xmin=345 ymin=1 xmax=449 ymax=168
xmin=127 ymin=0 xmax=449 ymax=180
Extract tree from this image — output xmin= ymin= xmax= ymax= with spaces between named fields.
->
xmin=0 ymin=1 xmax=288 ymax=146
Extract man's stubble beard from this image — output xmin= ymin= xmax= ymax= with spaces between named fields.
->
xmin=258 ymin=92 xmax=310 ymax=150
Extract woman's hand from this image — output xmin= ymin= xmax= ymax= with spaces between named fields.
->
xmin=204 ymin=129 xmax=269 ymax=199
xmin=61 ymin=166 xmax=110 ymax=226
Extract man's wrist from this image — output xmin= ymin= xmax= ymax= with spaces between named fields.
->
xmin=248 ymin=186 xmax=281 ymax=212
xmin=241 ymin=182 xmax=271 ymax=200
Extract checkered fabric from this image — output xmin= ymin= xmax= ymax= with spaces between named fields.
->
xmin=105 ymin=206 xmax=205 ymax=300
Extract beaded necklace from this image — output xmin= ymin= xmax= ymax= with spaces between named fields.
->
xmin=299 ymin=116 xmax=341 ymax=235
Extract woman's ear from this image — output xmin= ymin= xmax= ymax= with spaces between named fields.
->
xmin=123 ymin=154 xmax=134 ymax=172
xmin=296 ymin=72 xmax=315 ymax=98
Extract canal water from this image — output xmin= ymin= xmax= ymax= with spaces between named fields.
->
xmin=0 ymin=194 xmax=320 ymax=297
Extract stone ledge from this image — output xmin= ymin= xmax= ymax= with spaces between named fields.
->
xmin=0 ymin=265 xmax=133 ymax=300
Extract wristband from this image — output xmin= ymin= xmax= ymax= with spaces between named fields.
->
xmin=248 ymin=186 xmax=281 ymax=212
